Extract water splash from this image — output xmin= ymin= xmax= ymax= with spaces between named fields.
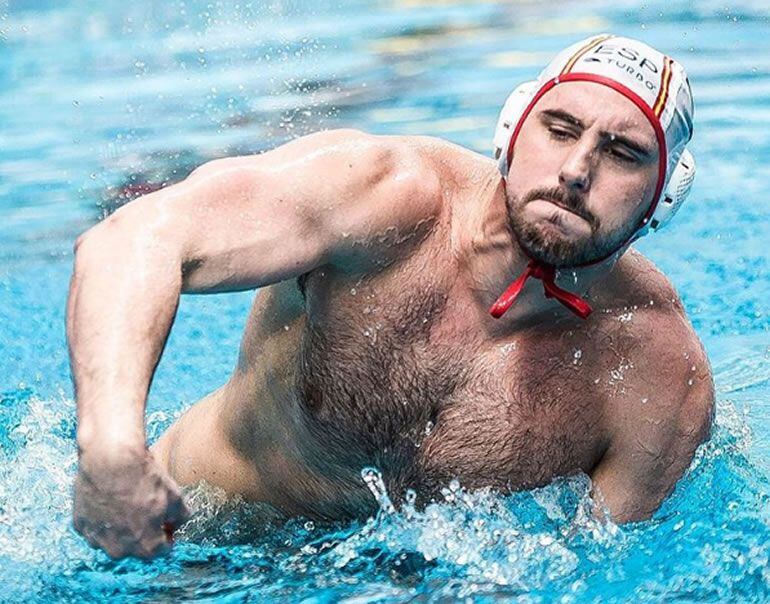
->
xmin=328 ymin=467 xmax=622 ymax=596
xmin=361 ymin=467 xmax=395 ymax=515
xmin=0 ymin=392 xmax=768 ymax=602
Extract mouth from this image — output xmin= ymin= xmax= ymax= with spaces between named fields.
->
xmin=521 ymin=198 xmax=594 ymax=240
xmin=540 ymin=198 xmax=589 ymax=222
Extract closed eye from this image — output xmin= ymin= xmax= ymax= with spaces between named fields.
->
xmin=548 ymin=126 xmax=576 ymax=141
xmin=607 ymin=146 xmax=637 ymax=164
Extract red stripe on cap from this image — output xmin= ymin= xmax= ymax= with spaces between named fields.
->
xmin=653 ymin=57 xmax=673 ymax=118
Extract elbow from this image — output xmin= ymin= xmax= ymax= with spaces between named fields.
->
xmin=72 ymin=217 xmax=119 ymax=266
xmin=72 ymin=226 xmax=103 ymax=270
xmin=72 ymin=208 xmax=186 ymax=292
xmin=73 ymin=229 xmax=95 ymax=258
xmin=71 ymin=212 xmax=137 ymax=279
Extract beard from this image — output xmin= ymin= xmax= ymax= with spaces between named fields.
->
xmin=506 ymin=186 xmax=639 ymax=268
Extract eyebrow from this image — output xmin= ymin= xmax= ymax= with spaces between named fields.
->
xmin=538 ymin=108 xmax=655 ymax=159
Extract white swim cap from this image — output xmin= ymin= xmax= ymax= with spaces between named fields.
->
xmin=493 ymin=33 xmax=695 ymax=240
xmin=488 ymin=35 xmax=697 ymax=321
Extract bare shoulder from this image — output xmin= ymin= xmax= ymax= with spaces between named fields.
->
xmin=404 ymin=134 xmax=499 ymax=186
xmin=310 ymin=130 xmax=450 ymax=217
xmin=254 ymin=129 xmax=451 ymax=259
xmin=590 ymin=248 xmax=683 ymax=312
xmin=594 ymin=248 xmax=715 ymax=458
xmin=276 ymin=130 xmax=494 ymax=204
xmin=300 ymin=131 xmax=496 ymax=244
xmin=586 ymin=250 xmax=714 ymax=520
xmin=216 ymin=128 xmax=449 ymax=201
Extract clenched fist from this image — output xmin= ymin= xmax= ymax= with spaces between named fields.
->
xmin=73 ymin=447 xmax=190 ymax=560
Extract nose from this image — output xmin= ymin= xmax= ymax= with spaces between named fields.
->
xmin=558 ymin=142 xmax=593 ymax=193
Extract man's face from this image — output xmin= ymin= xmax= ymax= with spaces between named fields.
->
xmin=505 ymin=81 xmax=660 ymax=268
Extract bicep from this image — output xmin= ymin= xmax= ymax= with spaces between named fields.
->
xmin=101 ymin=130 xmax=440 ymax=294
xmin=173 ymin=156 xmax=328 ymax=293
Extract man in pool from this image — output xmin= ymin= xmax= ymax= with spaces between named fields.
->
xmin=68 ymin=34 xmax=714 ymax=559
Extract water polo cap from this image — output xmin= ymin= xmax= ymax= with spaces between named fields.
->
xmin=489 ymin=33 xmax=695 ymax=320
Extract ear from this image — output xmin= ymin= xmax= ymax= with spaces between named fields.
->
xmin=648 ymin=149 xmax=696 ymax=232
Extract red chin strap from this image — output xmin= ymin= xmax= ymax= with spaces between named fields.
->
xmin=489 ymin=72 xmax=669 ymax=322
xmin=489 ymin=260 xmax=593 ymax=320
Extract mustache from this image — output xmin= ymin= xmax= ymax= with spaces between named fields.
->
xmin=524 ymin=187 xmax=598 ymax=228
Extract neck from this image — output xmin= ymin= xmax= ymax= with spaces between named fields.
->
xmin=464 ymin=176 xmax=618 ymax=326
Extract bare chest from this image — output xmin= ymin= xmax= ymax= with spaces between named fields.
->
xmin=292 ymin=264 xmax=609 ymax=505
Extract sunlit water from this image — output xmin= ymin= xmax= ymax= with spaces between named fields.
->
xmin=1 ymin=0 xmax=769 ymax=601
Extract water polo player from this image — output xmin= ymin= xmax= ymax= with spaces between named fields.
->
xmin=67 ymin=34 xmax=714 ymax=560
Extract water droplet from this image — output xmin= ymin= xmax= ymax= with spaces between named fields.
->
xmin=405 ymin=489 xmax=416 ymax=505
xmin=500 ymin=342 xmax=517 ymax=355
xmin=361 ymin=467 xmax=395 ymax=514
xmin=573 ymin=349 xmax=583 ymax=365
xmin=350 ymin=288 xmax=357 ymax=296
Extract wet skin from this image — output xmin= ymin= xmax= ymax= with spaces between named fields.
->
xmin=68 ymin=83 xmax=714 ymax=559
xmin=151 ymin=219 xmax=710 ymax=523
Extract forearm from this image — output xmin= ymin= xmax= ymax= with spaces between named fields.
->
xmin=67 ymin=211 xmax=183 ymax=454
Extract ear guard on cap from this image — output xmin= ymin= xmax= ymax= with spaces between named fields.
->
xmin=492 ymin=82 xmax=696 ymax=238
xmin=493 ymin=80 xmax=538 ymax=175
xmin=646 ymin=148 xmax=696 ymax=233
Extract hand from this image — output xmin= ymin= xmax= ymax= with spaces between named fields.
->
xmin=73 ymin=447 xmax=190 ymax=560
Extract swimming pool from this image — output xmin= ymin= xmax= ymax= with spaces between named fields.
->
xmin=1 ymin=0 xmax=769 ymax=600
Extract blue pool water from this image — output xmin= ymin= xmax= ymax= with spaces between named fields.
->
xmin=2 ymin=0 xmax=769 ymax=601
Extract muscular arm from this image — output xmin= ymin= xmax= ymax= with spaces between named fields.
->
xmin=590 ymin=308 xmax=715 ymax=523
xmin=67 ymin=129 xmax=441 ymax=557
xmin=68 ymin=129 xmax=439 ymax=454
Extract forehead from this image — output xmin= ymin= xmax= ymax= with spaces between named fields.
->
xmin=535 ymin=80 xmax=657 ymax=145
